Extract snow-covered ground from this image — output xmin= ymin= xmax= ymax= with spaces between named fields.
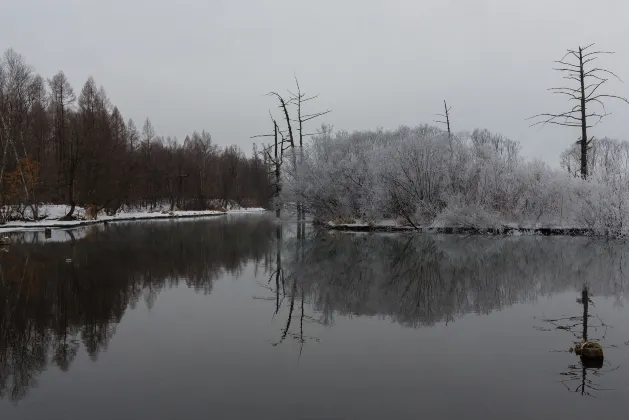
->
xmin=227 ymin=207 xmax=267 ymax=214
xmin=0 ymin=204 xmax=267 ymax=233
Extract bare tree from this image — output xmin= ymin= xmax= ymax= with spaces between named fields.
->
xmin=49 ymin=71 xmax=76 ymax=184
xmin=529 ymin=44 xmax=629 ymax=179
xmin=435 ymin=100 xmax=452 ymax=136
xmin=0 ymin=49 xmax=41 ymax=218
xmin=142 ymin=118 xmax=155 ymax=207
xmin=254 ymin=80 xmax=329 ymax=220
xmin=252 ymin=114 xmax=287 ymax=218
xmin=288 ymin=77 xmax=330 ymax=222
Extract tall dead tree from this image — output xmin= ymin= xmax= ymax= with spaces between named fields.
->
xmin=529 ymin=44 xmax=629 ymax=179
xmin=254 ymin=81 xmax=329 ymax=221
xmin=288 ymin=77 xmax=330 ymax=223
xmin=435 ymin=100 xmax=452 ymax=136
xmin=252 ymin=114 xmax=289 ymax=218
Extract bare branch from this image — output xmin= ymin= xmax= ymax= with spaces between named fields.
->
xmin=582 ymin=50 xmax=614 ymax=59
xmin=555 ymin=60 xmax=581 ymax=69
xmin=552 ymin=91 xmax=581 ymax=101
xmin=585 ymin=68 xmax=624 ymax=82
xmin=583 ymin=73 xmax=608 ymax=82
xmin=584 ymin=81 xmax=607 ymax=99
xmin=588 ymin=94 xmax=629 ymax=105
xmin=301 ymin=110 xmax=331 ymax=122
xmin=553 ymin=67 xmax=581 ymax=74
xmin=549 ymin=86 xmax=580 ymax=93
xmin=584 ymin=98 xmax=607 ymax=110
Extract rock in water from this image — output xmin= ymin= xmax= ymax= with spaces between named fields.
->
xmin=575 ymin=340 xmax=604 ymax=367
xmin=580 ymin=341 xmax=604 ymax=358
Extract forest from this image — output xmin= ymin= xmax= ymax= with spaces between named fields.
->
xmin=0 ymin=48 xmax=272 ymax=223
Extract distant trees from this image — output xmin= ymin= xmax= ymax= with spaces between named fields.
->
xmin=530 ymin=44 xmax=629 ymax=180
xmin=0 ymin=48 xmax=270 ymax=222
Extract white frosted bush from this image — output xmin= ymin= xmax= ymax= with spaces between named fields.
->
xmin=282 ymin=124 xmax=629 ymax=237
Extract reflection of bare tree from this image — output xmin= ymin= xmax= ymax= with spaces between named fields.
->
xmin=559 ymin=363 xmax=618 ymax=397
xmin=258 ymin=223 xmax=321 ymax=355
xmin=539 ymin=286 xmax=620 ymax=397
xmin=0 ymin=216 xmax=276 ymax=403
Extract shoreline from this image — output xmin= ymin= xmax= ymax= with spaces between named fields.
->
xmin=324 ymin=223 xmax=595 ymax=236
xmin=0 ymin=209 xmax=269 ymax=233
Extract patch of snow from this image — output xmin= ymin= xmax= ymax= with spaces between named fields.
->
xmin=39 ymin=204 xmax=78 ymax=219
xmin=375 ymin=219 xmax=400 ymax=227
xmin=227 ymin=208 xmax=267 ymax=214
xmin=0 ymin=209 xmax=226 ymax=233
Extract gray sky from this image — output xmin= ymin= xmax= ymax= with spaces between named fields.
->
xmin=2 ymin=0 xmax=629 ymax=163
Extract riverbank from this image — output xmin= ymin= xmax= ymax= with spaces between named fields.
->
xmin=324 ymin=221 xmax=595 ymax=236
xmin=0 ymin=207 xmax=268 ymax=233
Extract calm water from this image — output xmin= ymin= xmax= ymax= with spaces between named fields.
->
xmin=1 ymin=216 xmax=629 ymax=419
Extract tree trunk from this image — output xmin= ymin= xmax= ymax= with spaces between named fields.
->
xmin=60 ymin=181 xmax=75 ymax=220
xmin=579 ymin=47 xmax=588 ymax=180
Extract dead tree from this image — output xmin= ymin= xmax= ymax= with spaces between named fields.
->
xmin=287 ymin=77 xmax=330 ymax=222
xmin=268 ymin=92 xmax=295 ymax=148
xmin=435 ymin=100 xmax=452 ymax=136
xmin=252 ymin=114 xmax=289 ymax=218
xmin=529 ymin=44 xmax=629 ymax=179
xmin=255 ymin=82 xmax=329 ymax=221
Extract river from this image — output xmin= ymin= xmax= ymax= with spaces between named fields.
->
xmin=1 ymin=215 xmax=629 ymax=419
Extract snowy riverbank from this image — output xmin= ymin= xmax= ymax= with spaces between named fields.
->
xmin=0 ymin=205 xmax=268 ymax=233
xmin=324 ymin=220 xmax=594 ymax=236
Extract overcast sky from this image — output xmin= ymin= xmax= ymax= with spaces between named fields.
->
xmin=2 ymin=0 xmax=629 ymax=163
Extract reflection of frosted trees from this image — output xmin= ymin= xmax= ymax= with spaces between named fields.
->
xmin=279 ymin=233 xmax=629 ymax=329
xmin=263 ymin=231 xmax=629 ymax=360
xmin=0 ymin=217 xmax=275 ymax=402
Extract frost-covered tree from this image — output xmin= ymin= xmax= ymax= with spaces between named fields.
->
xmin=284 ymin=124 xmax=629 ymax=235
xmin=530 ymin=44 xmax=629 ymax=179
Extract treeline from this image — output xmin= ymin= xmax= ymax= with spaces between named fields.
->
xmin=0 ymin=49 xmax=271 ymax=222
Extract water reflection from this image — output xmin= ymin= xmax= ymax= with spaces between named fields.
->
xmin=264 ymin=231 xmax=629 ymax=397
xmin=273 ymin=233 xmax=629 ymax=329
xmin=0 ymin=216 xmax=276 ymax=403
xmin=538 ymin=285 xmax=623 ymax=397
xmin=2 ymin=221 xmax=629 ymax=405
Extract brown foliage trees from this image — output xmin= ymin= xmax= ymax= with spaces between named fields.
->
xmin=0 ymin=49 xmax=271 ymax=222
